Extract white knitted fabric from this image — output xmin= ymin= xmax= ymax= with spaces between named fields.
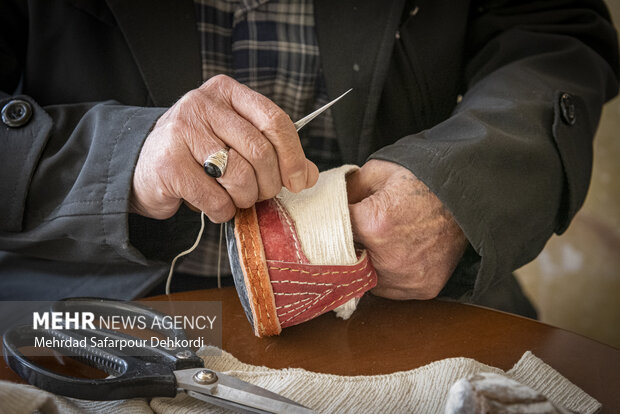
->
xmin=0 ymin=348 xmax=600 ymax=414
xmin=276 ymin=164 xmax=358 ymax=266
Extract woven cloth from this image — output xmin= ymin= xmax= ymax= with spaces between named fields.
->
xmin=0 ymin=348 xmax=600 ymax=414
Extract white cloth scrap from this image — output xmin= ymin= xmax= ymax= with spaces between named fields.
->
xmin=0 ymin=348 xmax=600 ymax=414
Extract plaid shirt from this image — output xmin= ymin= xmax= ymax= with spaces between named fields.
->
xmin=178 ymin=0 xmax=342 ymax=276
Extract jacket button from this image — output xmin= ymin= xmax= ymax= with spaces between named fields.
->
xmin=559 ymin=93 xmax=576 ymax=125
xmin=1 ymin=99 xmax=33 ymax=128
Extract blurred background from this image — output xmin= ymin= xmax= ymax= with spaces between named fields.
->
xmin=515 ymin=0 xmax=620 ymax=348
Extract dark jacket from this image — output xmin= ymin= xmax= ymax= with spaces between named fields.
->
xmin=0 ymin=0 xmax=617 ymax=310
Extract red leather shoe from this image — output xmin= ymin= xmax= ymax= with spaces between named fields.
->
xmin=226 ymin=165 xmax=377 ymax=337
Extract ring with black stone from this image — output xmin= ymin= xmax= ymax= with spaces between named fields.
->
xmin=203 ymin=148 xmax=229 ymax=178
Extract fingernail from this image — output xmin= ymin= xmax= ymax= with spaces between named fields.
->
xmin=289 ymin=171 xmax=306 ymax=193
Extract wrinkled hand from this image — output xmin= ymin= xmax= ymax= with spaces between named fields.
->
xmin=347 ymin=160 xmax=467 ymax=300
xmin=130 ymin=75 xmax=319 ymax=222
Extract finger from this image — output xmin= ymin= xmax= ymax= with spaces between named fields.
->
xmin=372 ymin=277 xmax=445 ymax=301
xmin=184 ymin=201 xmax=201 ymax=213
xmin=348 ymin=197 xmax=374 ymax=248
xmin=305 ymin=159 xmax=319 ymax=188
xmin=226 ymin=81 xmax=310 ymax=193
xmin=216 ymin=148 xmax=259 ymax=208
xmin=346 ymin=161 xmax=392 ymax=204
xmin=178 ymin=111 xmax=263 ymax=205
xmin=346 ymin=169 xmax=371 ymax=204
xmin=370 ymin=286 xmax=414 ymax=301
xmin=173 ymin=156 xmax=236 ymax=223
xmin=205 ymin=105 xmax=283 ymax=199
xmin=179 ymin=113 xmax=230 ymax=175
xmin=348 ymin=188 xmax=392 ymax=247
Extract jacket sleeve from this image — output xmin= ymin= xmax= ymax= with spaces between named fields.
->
xmin=0 ymin=1 xmax=200 ymax=265
xmin=370 ymin=0 xmax=619 ymax=301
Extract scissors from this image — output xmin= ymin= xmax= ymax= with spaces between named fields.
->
xmin=2 ymin=298 xmax=316 ymax=414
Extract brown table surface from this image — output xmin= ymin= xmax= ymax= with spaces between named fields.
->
xmin=2 ymin=287 xmax=619 ymax=412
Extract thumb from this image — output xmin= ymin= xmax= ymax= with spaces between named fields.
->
xmin=346 ymin=168 xmax=374 ymax=204
xmin=347 ymin=169 xmax=370 ymax=247
xmin=348 ymin=200 xmax=365 ymax=246
xmin=346 ymin=166 xmax=384 ymax=247
xmin=348 ymin=195 xmax=379 ymax=249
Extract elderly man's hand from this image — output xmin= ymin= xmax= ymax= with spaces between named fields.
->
xmin=347 ymin=160 xmax=467 ymax=300
xmin=130 ymin=75 xmax=319 ymax=222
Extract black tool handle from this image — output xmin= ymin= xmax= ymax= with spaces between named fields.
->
xmin=2 ymin=325 xmax=177 ymax=400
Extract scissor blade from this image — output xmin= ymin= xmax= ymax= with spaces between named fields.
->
xmin=187 ymin=390 xmax=271 ymax=414
xmin=293 ymin=88 xmax=352 ymax=132
xmin=176 ymin=368 xmax=316 ymax=414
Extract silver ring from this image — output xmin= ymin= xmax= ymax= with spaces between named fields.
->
xmin=203 ymin=148 xmax=229 ymax=178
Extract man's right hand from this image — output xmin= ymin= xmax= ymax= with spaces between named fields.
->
xmin=130 ymin=75 xmax=319 ymax=222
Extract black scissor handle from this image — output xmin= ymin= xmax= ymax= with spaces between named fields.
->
xmin=3 ymin=324 xmax=177 ymax=400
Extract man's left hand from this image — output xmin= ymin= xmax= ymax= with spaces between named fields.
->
xmin=347 ymin=160 xmax=468 ymax=300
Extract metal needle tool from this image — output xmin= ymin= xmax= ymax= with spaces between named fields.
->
xmin=293 ymin=88 xmax=352 ymax=132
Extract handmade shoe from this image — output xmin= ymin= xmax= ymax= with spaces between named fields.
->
xmin=226 ymin=165 xmax=377 ymax=337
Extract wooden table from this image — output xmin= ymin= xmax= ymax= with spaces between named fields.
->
xmin=2 ymin=288 xmax=619 ymax=412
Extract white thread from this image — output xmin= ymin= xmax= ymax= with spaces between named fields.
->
xmin=217 ymin=222 xmax=223 ymax=288
xmin=165 ymin=211 xmax=206 ymax=295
